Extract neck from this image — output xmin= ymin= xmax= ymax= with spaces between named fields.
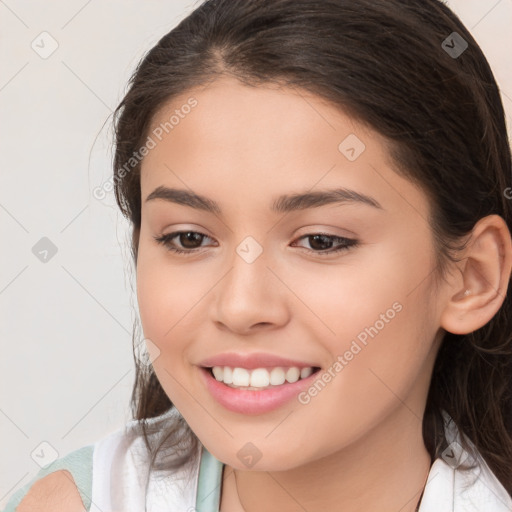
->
xmin=221 ymin=406 xmax=432 ymax=512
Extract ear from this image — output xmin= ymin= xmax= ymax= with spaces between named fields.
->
xmin=440 ymin=214 xmax=512 ymax=335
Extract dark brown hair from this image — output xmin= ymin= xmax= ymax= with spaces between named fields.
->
xmin=112 ymin=0 xmax=512 ymax=495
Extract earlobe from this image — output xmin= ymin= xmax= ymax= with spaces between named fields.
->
xmin=439 ymin=215 xmax=512 ymax=335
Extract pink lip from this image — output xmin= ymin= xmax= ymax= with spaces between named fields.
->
xmin=199 ymin=352 xmax=319 ymax=370
xmin=198 ymin=366 xmax=321 ymax=415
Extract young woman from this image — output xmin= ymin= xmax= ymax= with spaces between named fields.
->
xmin=5 ymin=0 xmax=512 ymax=510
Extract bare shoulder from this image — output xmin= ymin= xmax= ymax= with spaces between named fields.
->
xmin=17 ymin=470 xmax=86 ymax=512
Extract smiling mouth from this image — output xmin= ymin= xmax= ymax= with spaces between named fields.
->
xmin=204 ymin=365 xmax=322 ymax=390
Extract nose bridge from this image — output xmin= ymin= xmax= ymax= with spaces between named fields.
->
xmin=212 ymin=234 xmax=287 ymax=332
xmin=222 ymin=234 xmax=270 ymax=304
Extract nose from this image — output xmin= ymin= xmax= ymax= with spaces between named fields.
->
xmin=211 ymin=244 xmax=290 ymax=335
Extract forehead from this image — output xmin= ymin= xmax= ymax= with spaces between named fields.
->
xmin=140 ymin=76 xmax=430 ymax=222
xmin=146 ymin=76 xmax=365 ymax=156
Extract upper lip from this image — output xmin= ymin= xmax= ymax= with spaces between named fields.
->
xmin=199 ymin=352 xmax=320 ymax=370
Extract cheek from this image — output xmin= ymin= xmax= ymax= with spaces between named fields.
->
xmin=136 ymin=241 xmax=208 ymax=341
xmin=296 ymin=237 xmax=435 ymax=376
xmin=135 ymin=244 xmax=215 ymax=404
xmin=135 ymin=264 xmax=188 ymax=410
xmin=294 ymin=249 xmax=438 ymax=449
xmin=287 ymin=234 xmax=434 ymax=349
xmin=310 ymin=294 xmax=435 ymax=450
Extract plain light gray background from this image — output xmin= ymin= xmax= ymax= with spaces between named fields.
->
xmin=1 ymin=0 xmax=511 ymax=505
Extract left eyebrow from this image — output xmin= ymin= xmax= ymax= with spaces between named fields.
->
xmin=144 ymin=186 xmax=384 ymax=213
xmin=272 ymin=188 xmax=383 ymax=213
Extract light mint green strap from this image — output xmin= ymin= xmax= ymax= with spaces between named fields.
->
xmin=195 ymin=446 xmax=224 ymax=512
xmin=1 ymin=444 xmax=94 ymax=512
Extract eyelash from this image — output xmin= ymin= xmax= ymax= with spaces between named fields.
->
xmin=153 ymin=230 xmax=359 ymax=256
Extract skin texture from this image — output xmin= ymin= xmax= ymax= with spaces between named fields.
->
xmin=135 ymin=76 xmax=512 ymax=511
xmin=17 ymin=470 xmax=85 ymax=512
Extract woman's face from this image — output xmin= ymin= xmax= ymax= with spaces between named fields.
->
xmin=136 ymin=76 xmax=449 ymax=470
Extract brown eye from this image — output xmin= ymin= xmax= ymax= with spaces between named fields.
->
xmin=177 ymin=232 xmax=205 ymax=249
xmin=308 ymin=234 xmax=335 ymax=251
xmin=153 ymin=231 xmax=214 ymax=254
xmin=292 ymin=234 xmax=358 ymax=255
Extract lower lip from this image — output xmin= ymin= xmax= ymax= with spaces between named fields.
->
xmin=199 ymin=367 xmax=320 ymax=415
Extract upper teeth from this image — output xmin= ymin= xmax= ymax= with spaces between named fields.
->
xmin=211 ymin=366 xmax=314 ymax=388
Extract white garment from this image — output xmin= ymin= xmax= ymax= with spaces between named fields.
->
xmin=89 ymin=407 xmax=201 ymax=512
xmin=419 ymin=410 xmax=512 ymax=511
xmin=87 ymin=408 xmax=512 ymax=511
